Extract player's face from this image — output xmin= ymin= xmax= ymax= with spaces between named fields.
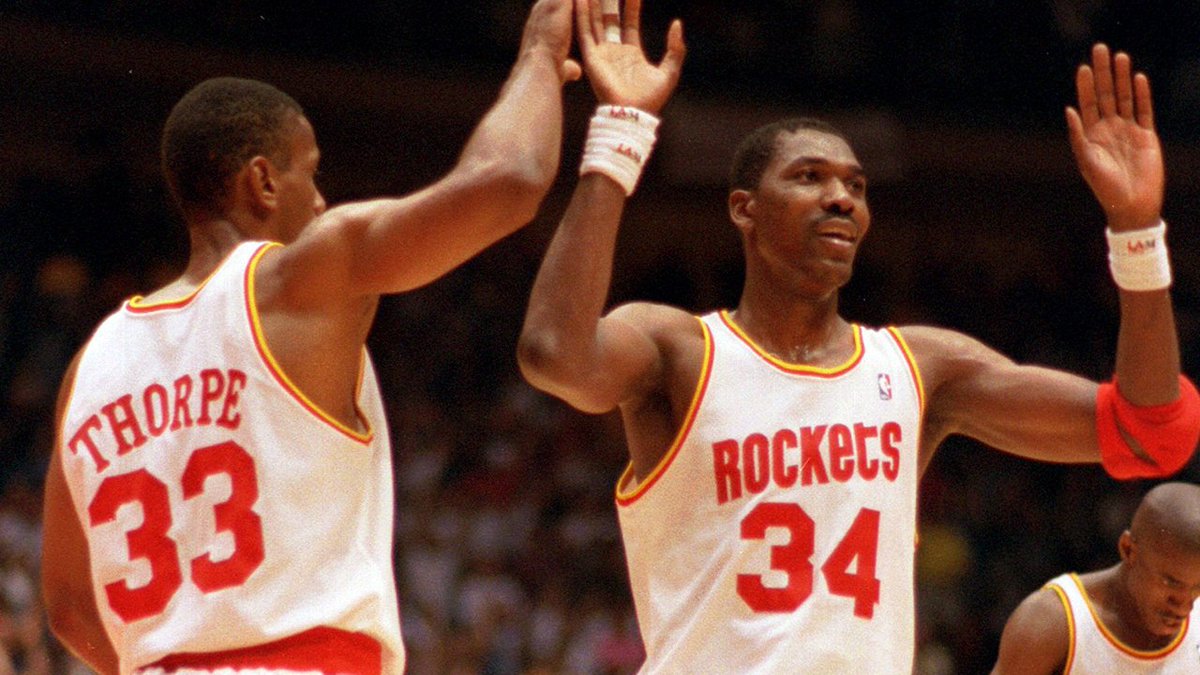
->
xmin=274 ymin=115 xmax=326 ymax=243
xmin=1127 ymin=535 xmax=1200 ymax=638
xmin=735 ymin=129 xmax=870 ymax=298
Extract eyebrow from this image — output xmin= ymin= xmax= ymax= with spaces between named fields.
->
xmin=782 ymin=156 xmax=866 ymax=177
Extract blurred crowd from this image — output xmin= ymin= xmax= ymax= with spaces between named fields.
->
xmin=5 ymin=1 xmax=1200 ymax=674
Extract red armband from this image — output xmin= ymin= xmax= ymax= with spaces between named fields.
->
xmin=1097 ymin=375 xmax=1200 ymax=480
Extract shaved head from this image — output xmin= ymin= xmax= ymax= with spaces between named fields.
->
xmin=1130 ymin=482 xmax=1200 ymax=554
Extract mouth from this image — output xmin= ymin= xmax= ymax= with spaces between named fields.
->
xmin=815 ymin=218 xmax=859 ymax=246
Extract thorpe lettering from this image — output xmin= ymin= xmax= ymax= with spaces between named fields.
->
xmin=712 ymin=421 xmax=902 ymax=505
xmin=67 ymin=368 xmax=247 ymax=474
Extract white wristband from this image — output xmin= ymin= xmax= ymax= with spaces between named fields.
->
xmin=1106 ymin=219 xmax=1172 ymax=291
xmin=580 ymin=105 xmax=660 ymax=196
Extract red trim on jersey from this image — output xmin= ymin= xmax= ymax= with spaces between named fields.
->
xmin=718 ymin=310 xmax=864 ymax=376
xmin=141 ymin=626 xmax=382 ymax=674
xmin=243 ymin=243 xmax=373 ymax=445
xmin=615 ymin=317 xmax=714 ymax=507
xmin=884 ymin=327 xmax=925 ymax=415
xmin=1046 ymin=582 xmax=1076 ymax=673
xmin=1069 ymin=573 xmax=1188 ymax=660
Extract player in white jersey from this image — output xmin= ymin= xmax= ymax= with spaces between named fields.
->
xmin=517 ymin=1 xmax=1199 ymax=671
xmin=993 ymin=482 xmax=1200 ymax=674
xmin=40 ymin=2 xmax=581 ymax=672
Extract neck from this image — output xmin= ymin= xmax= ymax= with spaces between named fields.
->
xmin=183 ymin=218 xmax=254 ymax=283
xmin=732 ymin=283 xmax=849 ymax=366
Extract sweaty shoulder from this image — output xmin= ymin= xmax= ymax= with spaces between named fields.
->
xmin=993 ymin=584 xmax=1071 ymax=675
xmin=607 ymin=301 xmax=707 ymax=409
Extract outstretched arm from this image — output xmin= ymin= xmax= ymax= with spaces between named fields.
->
xmin=911 ymin=44 xmax=1197 ymax=477
xmin=518 ymin=0 xmax=685 ymax=413
xmin=278 ymin=0 xmax=581 ymax=300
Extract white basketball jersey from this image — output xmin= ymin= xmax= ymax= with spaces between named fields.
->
xmin=59 ymin=242 xmax=403 ymax=674
xmin=616 ymin=311 xmax=923 ymax=674
xmin=1048 ymin=573 xmax=1200 ymax=673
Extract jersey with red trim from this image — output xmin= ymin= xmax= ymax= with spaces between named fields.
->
xmin=58 ymin=242 xmax=403 ymax=674
xmin=616 ymin=311 xmax=923 ymax=674
xmin=1048 ymin=573 xmax=1200 ymax=674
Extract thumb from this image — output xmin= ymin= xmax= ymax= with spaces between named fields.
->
xmin=561 ymin=59 xmax=583 ymax=83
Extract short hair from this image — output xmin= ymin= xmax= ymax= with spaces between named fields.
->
xmin=161 ymin=77 xmax=304 ymax=217
xmin=729 ymin=117 xmax=851 ymax=192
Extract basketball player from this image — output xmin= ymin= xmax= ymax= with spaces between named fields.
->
xmin=39 ymin=1 xmax=580 ymax=672
xmin=993 ymin=482 xmax=1200 ymax=674
xmin=516 ymin=0 xmax=1200 ymax=670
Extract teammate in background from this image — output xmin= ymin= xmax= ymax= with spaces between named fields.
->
xmin=993 ymin=482 xmax=1200 ymax=674
xmin=39 ymin=1 xmax=580 ymax=672
xmin=516 ymin=0 xmax=1200 ymax=670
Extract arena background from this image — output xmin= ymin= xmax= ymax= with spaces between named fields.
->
xmin=2 ymin=1 xmax=1199 ymax=672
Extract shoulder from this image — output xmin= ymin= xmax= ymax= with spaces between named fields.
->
xmin=607 ymin=301 xmax=705 ymax=344
xmin=1005 ymin=582 xmax=1072 ymax=649
xmin=893 ymin=324 xmax=1014 ymax=390
xmin=994 ymin=583 xmax=1072 ymax=674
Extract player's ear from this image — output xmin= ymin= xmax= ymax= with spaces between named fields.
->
xmin=1118 ymin=530 xmax=1136 ymax=562
xmin=242 ymin=156 xmax=278 ymax=216
xmin=729 ymin=188 xmax=755 ymax=235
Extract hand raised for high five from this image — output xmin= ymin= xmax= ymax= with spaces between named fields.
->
xmin=1066 ymin=43 xmax=1164 ymax=232
xmin=576 ymin=0 xmax=686 ymax=113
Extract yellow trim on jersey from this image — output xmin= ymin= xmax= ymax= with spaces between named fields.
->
xmin=616 ymin=316 xmax=714 ymax=507
xmin=1046 ymin=581 xmax=1077 ymax=674
xmin=718 ymin=310 xmax=863 ymax=376
xmin=885 ymin=326 xmax=926 ymax=415
xmin=1069 ymin=572 xmax=1188 ymax=660
xmin=245 ymin=243 xmax=374 ymax=444
xmin=126 ymin=252 xmax=231 ymax=312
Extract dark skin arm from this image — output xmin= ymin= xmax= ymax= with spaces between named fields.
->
xmin=41 ymin=351 xmax=119 ymax=675
xmin=992 ymin=587 xmax=1071 ymax=675
xmin=907 ymin=44 xmax=1180 ymax=476
xmin=256 ymin=0 xmax=580 ymax=430
xmin=517 ymin=0 xmax=687 ymax=478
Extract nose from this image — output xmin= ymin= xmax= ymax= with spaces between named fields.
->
xmin=822 ymin=179 xmax=854 ymax=216
xmin=314 ymin=190 xmax=327 ymax=216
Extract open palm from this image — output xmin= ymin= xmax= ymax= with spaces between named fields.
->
xmin=1066 ymin=44 xmax=1164 ymax=232
xmin=576 ymin=0 xmax=685 ymax=113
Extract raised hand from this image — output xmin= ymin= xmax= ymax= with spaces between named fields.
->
xmin=521 ymin=0 xmax=583 ymax=83
xmin=1066 ymin=43 xmax=1164 ymax=232
xmin=577 ymin=0 xmax=685 ymax=113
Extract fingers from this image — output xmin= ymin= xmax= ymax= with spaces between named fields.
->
xmin=1134 ymin=72 xmax=1155 ymax=130
xmin=1064 ymin=106 xmax=1088 ymax=165
xmin=1091 ymin=43 xmax=1117 ymax=118
xmin=660 ymin=19 xmax=686 ymax=83
xmin=601 ymin=0 xmax=621 ymax=43
xmin=624 ymin=0 xmax=643 ymax=48
xmin=1076 ymin=42 xmax=1157 ymax=131
xmin=576 ymin=0 xmax=597 ymax=56
xmin=1075 ymin=63 xmax=1099 ymax=129
xmin=1114 ymin=51 xmax=1134 ymax=120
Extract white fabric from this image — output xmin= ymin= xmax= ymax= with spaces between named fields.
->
xmin=1048 ymin=573 xmax=1200 ymax=674
xmin=1106 ymin=220 xmax=1172 ymax=291
xmin=579 ymin=105 xmax=660 ymax=195
xmin=60 ymin=242 xmax=403 ymax=674
xmin=616 ymin=311 xmax=923 ymax=674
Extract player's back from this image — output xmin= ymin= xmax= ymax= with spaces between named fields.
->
xmin=57 ymin=242 xmax=403 ymax=674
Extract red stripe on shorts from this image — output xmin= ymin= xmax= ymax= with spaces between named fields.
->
xmin=141 ymin=626 xmax=382 ymax=674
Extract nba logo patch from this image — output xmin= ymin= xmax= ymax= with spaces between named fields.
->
xmin=877 ymin=373 xmax=892 ymax=400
